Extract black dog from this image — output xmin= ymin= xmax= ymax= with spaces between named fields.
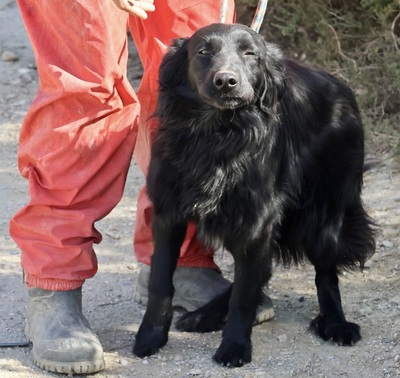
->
xmin=133 ymin=23 xmax=375 ymax=367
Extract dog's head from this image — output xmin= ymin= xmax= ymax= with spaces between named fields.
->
xmin=159 ymin=23 xmax=285 ymax=115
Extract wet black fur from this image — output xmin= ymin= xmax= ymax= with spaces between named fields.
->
xmin=133 ymin=23 xmax=375 ymax=367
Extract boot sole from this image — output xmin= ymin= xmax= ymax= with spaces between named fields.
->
xmin=254 ymin=306 xmax=275 ymax=325
xmin=25 ymin=323 xmax=105 ymax=374
xmin=32 ymin=354 xmax=105 ymax=374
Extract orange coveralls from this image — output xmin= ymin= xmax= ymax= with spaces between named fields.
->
xmin=10 ymin=0 xmax=235 ymax=291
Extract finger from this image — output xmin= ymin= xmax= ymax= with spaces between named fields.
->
xmin=134 ymin=0 xmax=155 ymax=12
xmin=124 ymin=0 xmax=155 ymax=19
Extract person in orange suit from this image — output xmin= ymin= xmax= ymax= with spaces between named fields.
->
xmin=10 ymin=0 xmax=272 ymax=374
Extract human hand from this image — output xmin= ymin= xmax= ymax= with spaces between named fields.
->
xmin=112 ymin=0 xmax=155 ymax=19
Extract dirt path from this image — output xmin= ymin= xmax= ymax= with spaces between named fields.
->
xmin=1 ymin=1 xmax=399 ymax=377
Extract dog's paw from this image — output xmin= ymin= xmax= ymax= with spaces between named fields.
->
xmin=176 ymin=309 xmax=226 ymax=333
xmin=213 ymin=339 xmax=252 ymax=367
xmin=310 ymin=315 xmax=361 ymax=345
xmin=133 ymin=323 xmax=169 ymax=358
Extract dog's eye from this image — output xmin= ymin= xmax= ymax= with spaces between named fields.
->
xmin=244 ymin=51 xmax=257 ymax=56
xmin=198 ymin=49 xmax=211 ymax=56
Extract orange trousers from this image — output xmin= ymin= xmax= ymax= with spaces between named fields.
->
xmin=10 ymin=0 xmax=235 ymax=291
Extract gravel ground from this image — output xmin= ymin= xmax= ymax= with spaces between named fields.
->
xmin=1 ymin=1 xmax=399 ymax=377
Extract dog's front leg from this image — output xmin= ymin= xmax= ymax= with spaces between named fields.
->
xmin=133 ymin=215 xmax=187 ymax=358
xmin=214 ymin=241 xmax=270 ymax=367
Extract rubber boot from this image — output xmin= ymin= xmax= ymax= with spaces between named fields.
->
xmin=134 ymin=265 xmax=274 ymax=324
xmin=134 ymin=265 xmax=231 ymax=311
xmin=25 ymin=287 xmax=105 ymax=374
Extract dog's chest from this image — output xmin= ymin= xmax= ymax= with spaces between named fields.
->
xmin=177 ymin=142 xmax=270 ymax=239
xmin=154 ymin=110 xmax=276 ymax=241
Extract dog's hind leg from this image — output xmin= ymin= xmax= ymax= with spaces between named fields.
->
xmin=176 ymin=284 xmax=232 ymax=333
xmin=310 ymin=267 xmax=361 ymax=345
xmin=308 ymin=201 xmax=374 ymax=346
xmin=133 ymin=216 xmax=187 ymax=357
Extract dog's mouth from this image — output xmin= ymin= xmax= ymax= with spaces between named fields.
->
xmin=202 ymin=94 xmax=251 ymax=110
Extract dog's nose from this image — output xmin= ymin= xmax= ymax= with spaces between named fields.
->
xmin=213 ymin=71 xmax=238 ymax=92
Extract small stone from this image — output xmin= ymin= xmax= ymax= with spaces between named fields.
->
xmin=188 ymin=369 xmax=202 ymax=376
xmin=17 ymin=67 xmax=35 ymax=84
xmin=382 ymin=240 xmax=393 ymax=248
xmin=119 ymin=358 xmax=129 ymax=366
xmin=390 ymin=295 xmax=400 ymax=305
xmin=382 ymin=228 xmax=400 ymax=238
xmin=2 ymin=51 xmax=19 ymax=62
xmin=277 ymin=334 xmax=287 ymax=342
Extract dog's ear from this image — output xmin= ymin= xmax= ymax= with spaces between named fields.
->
xmin=158 ymin=37 xmax=189 ymax=89
xmin=259 ymin=42 xmax=285 ymax=116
